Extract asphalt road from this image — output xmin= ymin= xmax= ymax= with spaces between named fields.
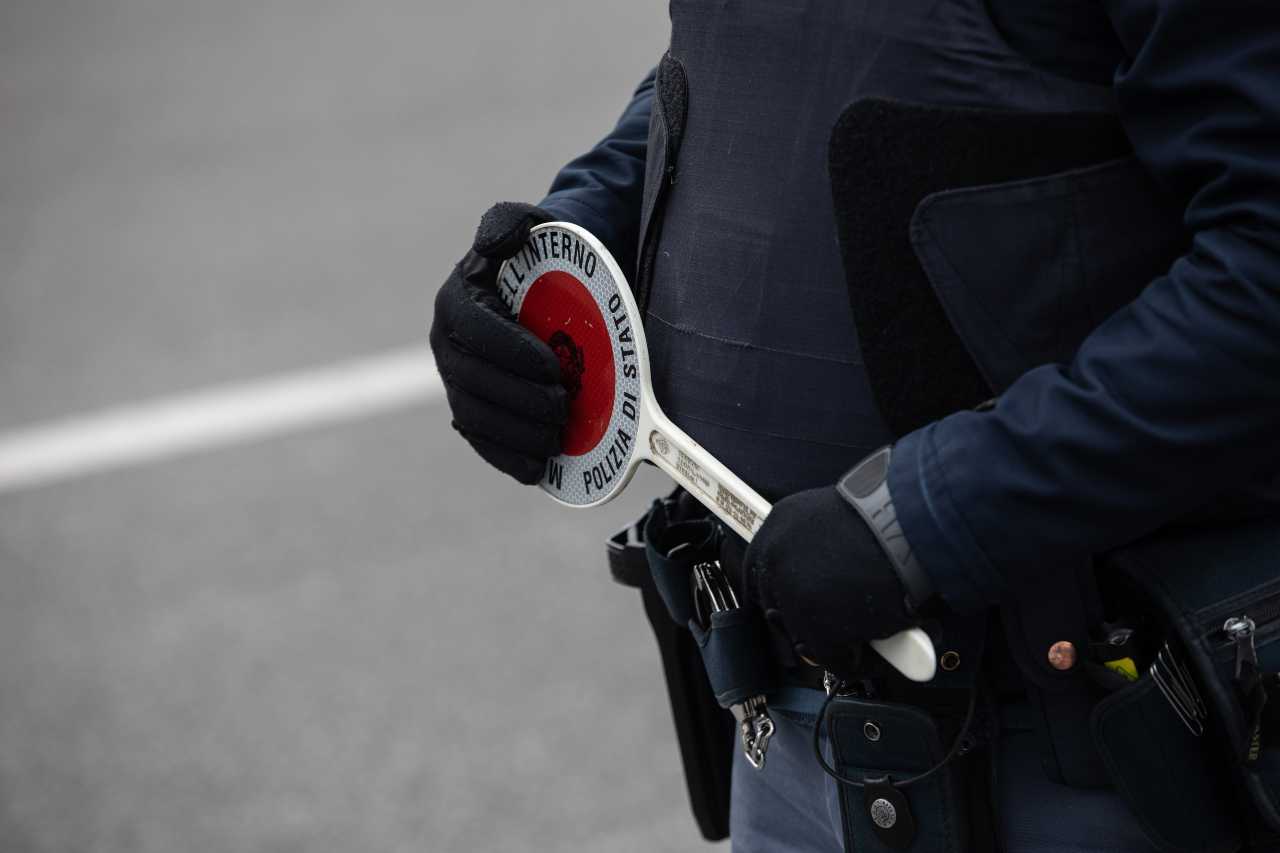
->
xmin=0 ymin=2 xmax=716 ymax=850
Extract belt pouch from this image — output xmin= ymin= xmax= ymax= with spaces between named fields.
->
xmin=688 ymin=608 xmax=775 ymax=709
xmin=1097 ymin=517 xmax=1280 ymax=846
xmin=642 ymin=497 xmax=718 ymax=628
xmin=827 ymin=696 xmax=972 ymax=853
xmin=1091 ymin=672 xmax=1241 ymax=852
xmin=642 ymin=499 xmax=777 ymax=710
xmin=607 ymin=495 xmax=732 ymax=841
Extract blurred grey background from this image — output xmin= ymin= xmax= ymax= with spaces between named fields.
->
xmin=0 ymin=2 xmax=716 ymax=850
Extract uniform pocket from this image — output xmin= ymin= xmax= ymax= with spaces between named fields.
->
xmin=910 ymin=157 xmax=1186 ymax=393
xmin=1091 ymin=672 xmax=1243 ymax=853
xmin=1104 ymin=520 xmax=1280 ymax=836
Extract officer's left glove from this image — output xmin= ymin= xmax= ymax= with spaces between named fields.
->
xmin=429 ymin=202 xmax=566 ymax=485
xmin=744 ymin=486 xmax=912 ymax=677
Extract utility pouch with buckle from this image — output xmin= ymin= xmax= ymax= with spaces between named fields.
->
xmin=1090 ymin=517 xmax=1280 ymax=852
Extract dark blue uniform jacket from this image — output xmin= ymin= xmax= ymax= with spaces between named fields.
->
xmin=538 ymin=0 xmax=1280 ymax=613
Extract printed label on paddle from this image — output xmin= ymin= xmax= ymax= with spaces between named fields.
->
xmin=496 ymin=223 xmax=643 ymax=506
xmin=648 ymin=430 xmax=761 ymax=536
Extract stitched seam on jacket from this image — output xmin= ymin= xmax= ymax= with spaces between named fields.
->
xmin=668 ymin=409 xmax=882 ymax=453
xmin=645 ymin=311 xmax=866 ymax=366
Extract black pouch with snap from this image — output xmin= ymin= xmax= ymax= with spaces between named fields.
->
xmin=826 ymin=696 xmax=972 ymax=853
xmin=1097 ymin=517 xmax=1280 ymax=847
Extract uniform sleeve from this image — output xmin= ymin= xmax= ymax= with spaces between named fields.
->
xmin=538 ymin=67 xmax=655 ymax=279
xmin=888 ymin=0 xmax=1280 ymax=611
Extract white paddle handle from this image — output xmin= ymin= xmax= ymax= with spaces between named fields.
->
xmin=644 ymin=417 xmax=937 ymax=683
xmin=645 ymin=420 xmax=770 ymax=541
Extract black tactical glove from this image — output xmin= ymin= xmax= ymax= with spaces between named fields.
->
xmin=430 ymin=202 xmax=568 ymax=484
xmin=744 ymin=486 xmax=913 ymax=677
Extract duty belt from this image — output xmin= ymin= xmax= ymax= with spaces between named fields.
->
xmin=609 ymin=495 xmax=859 ymax=770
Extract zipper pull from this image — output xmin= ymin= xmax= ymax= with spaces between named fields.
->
xmin=1225 ymin=616 xmax=1258 ymax=681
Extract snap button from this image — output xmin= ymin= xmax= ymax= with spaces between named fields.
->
xmin=940 ymin=650 xmax=961 ymax=671
xmin=1048 ymin=640 xmax=1078 ymax=671
xmin=869 ymin=797 xmax=898 ymax=829
xmin=863 ymin=720 xmax=882 ymax=742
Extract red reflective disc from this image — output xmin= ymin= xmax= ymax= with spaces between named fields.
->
xmin=518 ymin=270 xmax=615 ymax=456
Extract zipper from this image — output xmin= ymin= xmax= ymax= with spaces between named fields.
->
xmin=1207 ymin=587 xmax=1280 ymax=634
xmin=1242 ymin=595 xmax=1280 ymax=629
xmin=1224 ymin=615 xmax=1258 ymax=680
xmin=1219 ymin=613 xmax=1280 ymax=766
xmin=1210 ymin=588 xmax=1280 ymax=667
xmin=1202 ymin=592 xmax=1280 ymax=767
xmin=1218 ymin=596 xmax=1280 ymax=678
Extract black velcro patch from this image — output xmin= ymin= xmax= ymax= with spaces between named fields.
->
xmin=828 ymin=98 xmax=1130 ymax=438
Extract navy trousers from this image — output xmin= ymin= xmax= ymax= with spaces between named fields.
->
xmin=730 ymin=703 xmax=1160 ymax=852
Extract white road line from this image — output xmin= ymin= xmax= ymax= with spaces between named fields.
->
xmin=0 ymin=346 xmax=445 ymax=493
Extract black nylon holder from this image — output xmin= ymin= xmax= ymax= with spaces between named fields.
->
xmin=606 ymin=495 xmax=734 ymax=842
xmin=641 ymin=499 xmax=779 ymax=711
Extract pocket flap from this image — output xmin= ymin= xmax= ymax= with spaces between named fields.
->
xmin=910 ymin=157 xmax=1185 ymax=392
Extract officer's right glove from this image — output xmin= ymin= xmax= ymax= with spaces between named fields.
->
xmin=429 ymin=202 xmax=568 ymax=484
xmin=743 ymin=486 xmax=915 ymax=679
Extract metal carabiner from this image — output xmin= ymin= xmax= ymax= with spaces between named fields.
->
xmin=733 ymin=695 xmax=775 ymax=770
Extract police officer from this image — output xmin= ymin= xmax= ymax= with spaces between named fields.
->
xmin=431 ymin=1 xmax=1280 ymax=850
